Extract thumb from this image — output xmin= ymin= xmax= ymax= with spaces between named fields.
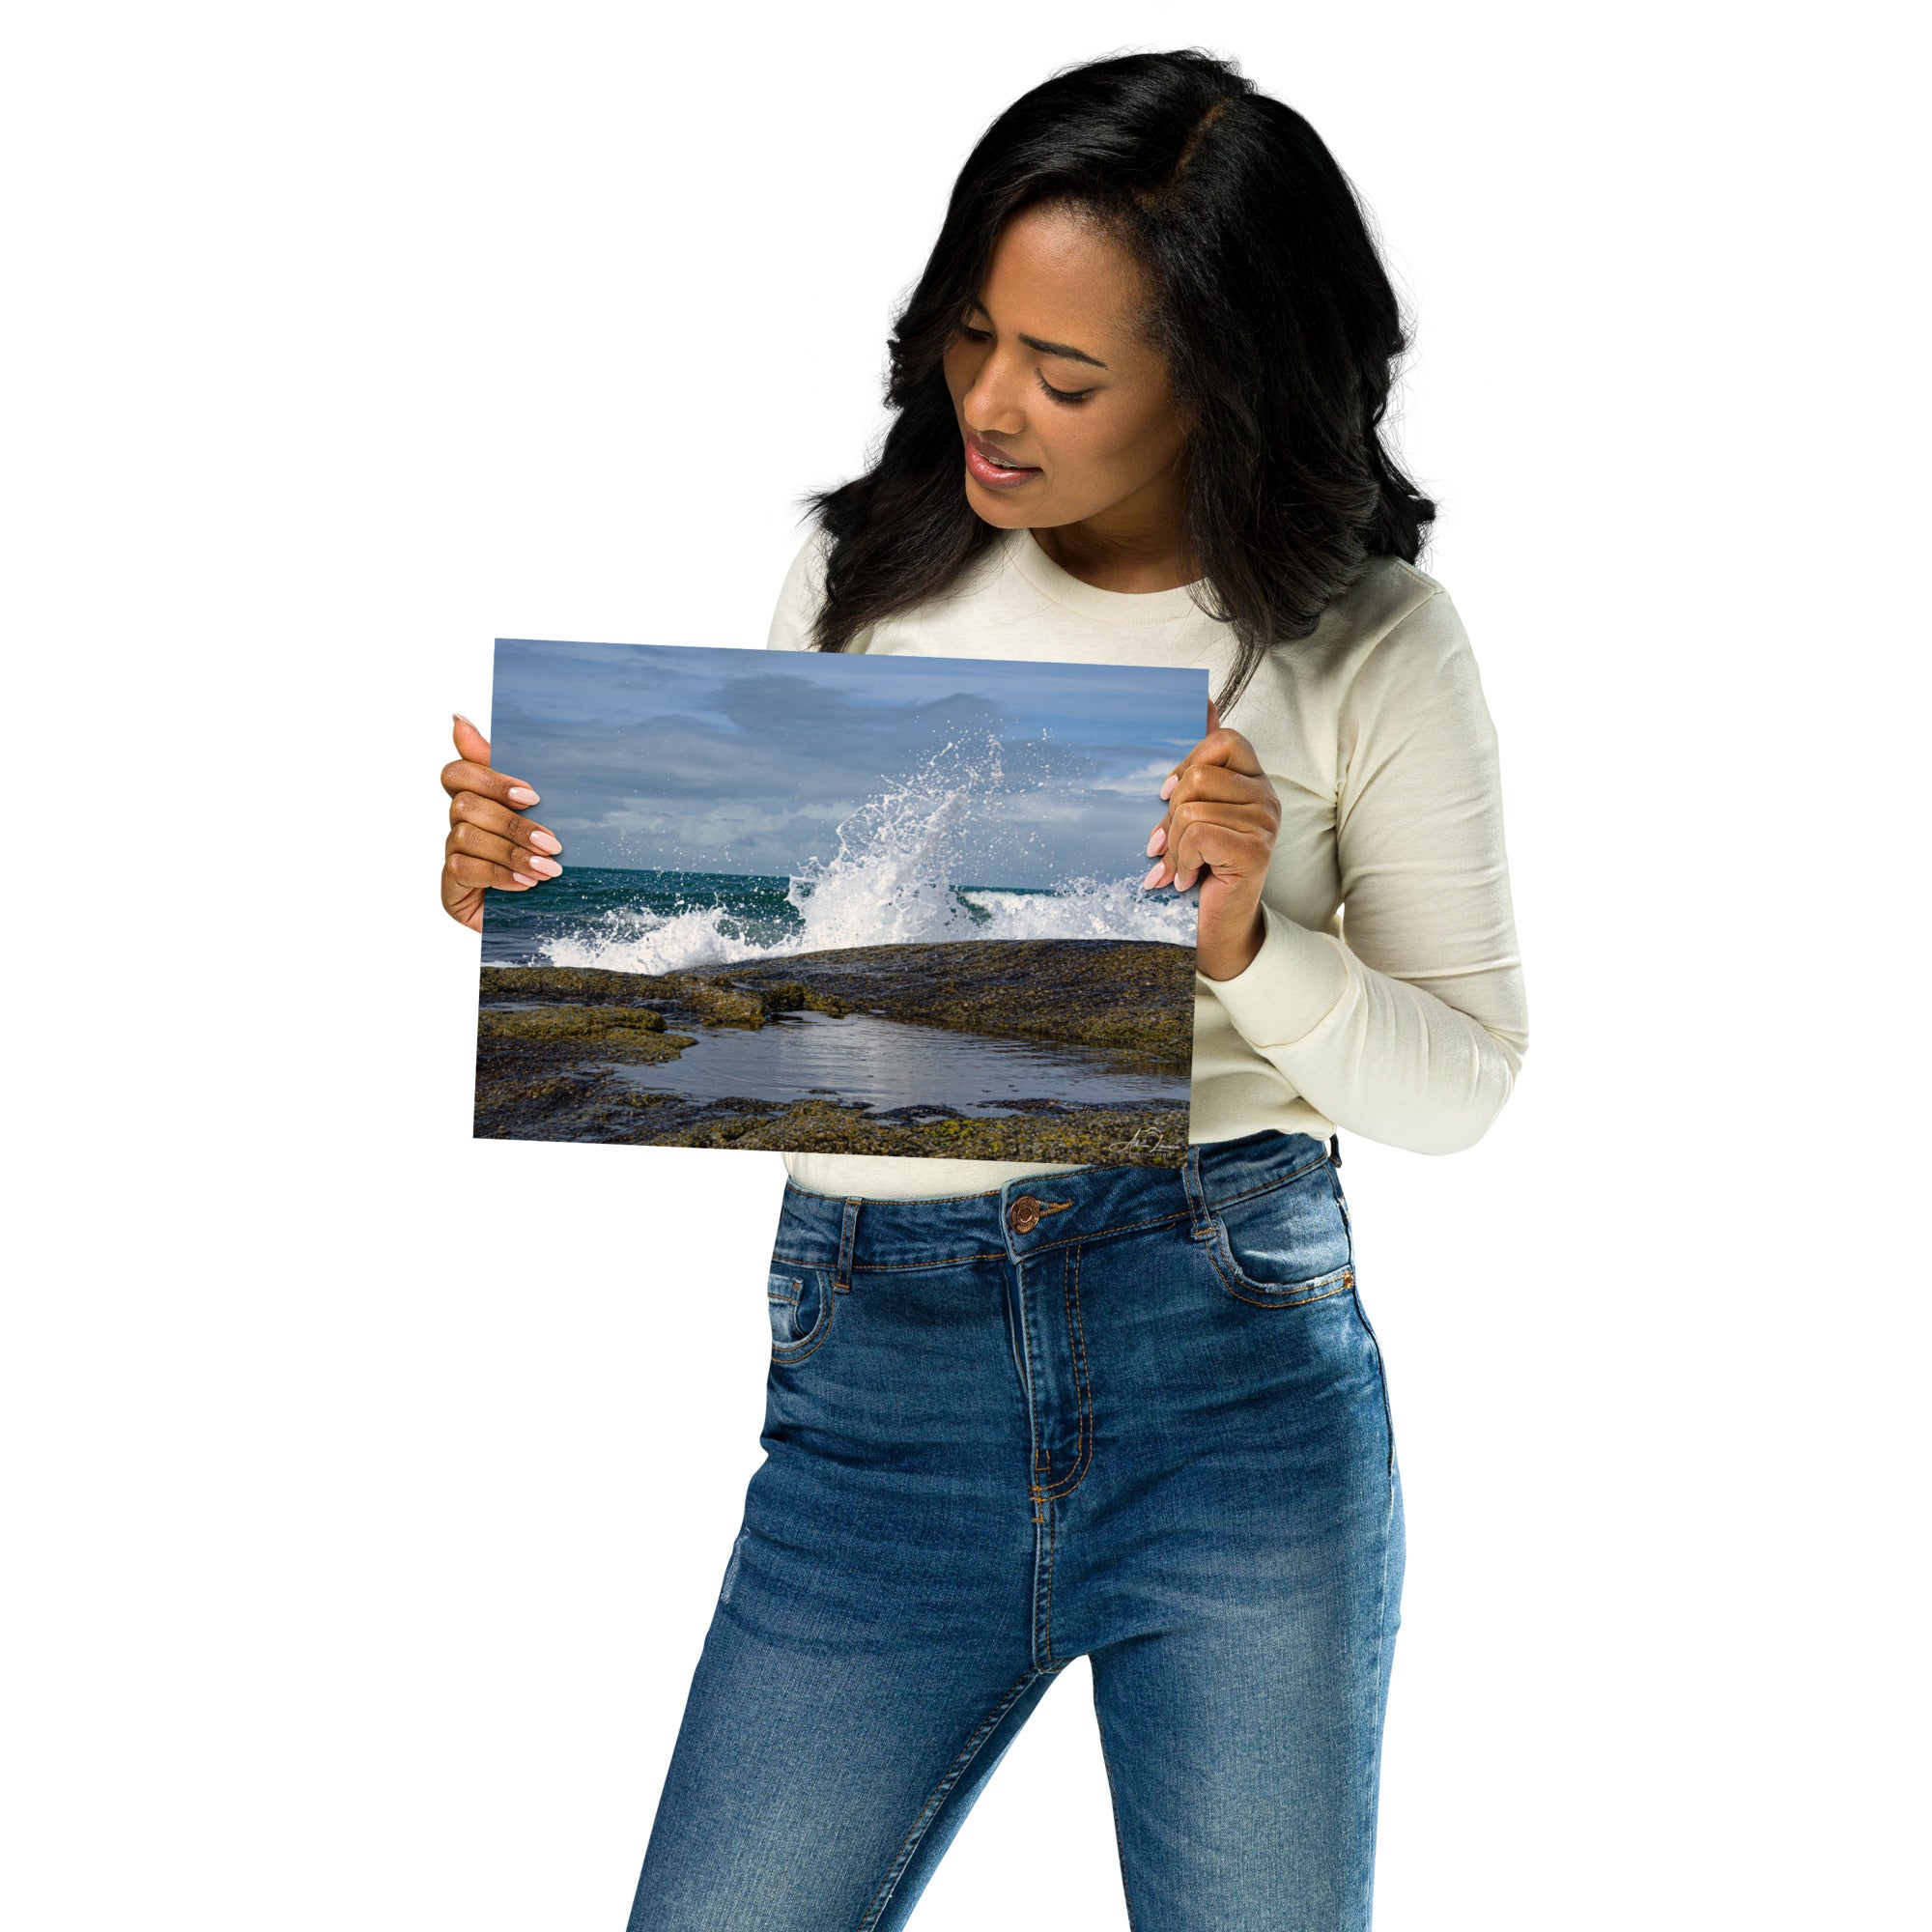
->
xmin=452 ymin=711 xmax=492 ymax=765
xmin=1206 ymin=695 xmax=1221 ymax=734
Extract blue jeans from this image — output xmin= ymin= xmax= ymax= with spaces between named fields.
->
xmin=626 ymin=1129 xmax=1405 ymax=1930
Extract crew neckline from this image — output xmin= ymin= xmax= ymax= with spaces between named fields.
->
xmin=1006 ymin=526 xmax=1208 ymax=626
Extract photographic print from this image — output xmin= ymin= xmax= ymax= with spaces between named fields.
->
xmin=474 ymin=639 xmax=1207 ymax=1164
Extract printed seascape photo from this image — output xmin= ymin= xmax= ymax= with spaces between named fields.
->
xmin=474 ymin=639 xmax=1208 ymax=1165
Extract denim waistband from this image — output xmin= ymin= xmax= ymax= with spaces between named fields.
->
xmin=775 ymin=1130 xmax=1334 ymax=1282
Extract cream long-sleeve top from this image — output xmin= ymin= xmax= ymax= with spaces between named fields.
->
xmin=765 ymin=521 xmax=1528 ymax=1201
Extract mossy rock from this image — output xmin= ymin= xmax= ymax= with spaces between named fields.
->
xmin=672 ymin=980 xmax=768 ymax=1028
xmin=480 ymin=965 xmax=669 ymax=1005
xmin=478 ymin=1008 xmax=695 ymax=1062
xmin=640 ymin=1095 xmax=1187 ymax=1163
xmin=722 ymin=940 xmax=1193 ymax=1065
xmin=481 ymin=939 xmax=1188 ymax=1061
xmin=759 ymin=980 xmax=853 ymax=1018
xmin=478 ymin=963 xmax=827 ymax=1029
xmin=484 ymin=1004 xmax=665 ymax=1037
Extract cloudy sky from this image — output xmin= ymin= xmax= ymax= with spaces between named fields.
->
xmin=488 ymin=639 xmax=1210 ymax=887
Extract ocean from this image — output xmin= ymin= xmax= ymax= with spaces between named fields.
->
xmin=481 ymin=864 xmax=1198 ymax=971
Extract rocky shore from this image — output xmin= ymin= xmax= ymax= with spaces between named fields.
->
xmin=473 ymin=938 xmax=1193 ymax=1164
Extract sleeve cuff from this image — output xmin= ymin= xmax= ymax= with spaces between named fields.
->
xmin=1199 ymin=899 xmax=1351 ymax=1049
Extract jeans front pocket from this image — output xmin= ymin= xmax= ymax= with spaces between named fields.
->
xmin=767 ymin=1261 xmax=836 ymax=1364
xmin=1206 ymin=1155 xmax=1355 ymax=1308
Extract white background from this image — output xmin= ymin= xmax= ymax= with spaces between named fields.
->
xmin=5 ymin=4 xmax=1924 ymax=1926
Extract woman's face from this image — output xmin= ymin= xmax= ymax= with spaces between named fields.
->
xmin=940 ymin=202 xmax=1190 ymax=537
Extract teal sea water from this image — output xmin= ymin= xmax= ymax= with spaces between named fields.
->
xmin=481 ymin=864 xmax=1196 ymax=971
xmin=483 ymin=867 xmax=804 ymax=966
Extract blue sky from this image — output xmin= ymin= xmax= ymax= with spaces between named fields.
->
xmin=488 ymin=639 xmax=1209 ymax=886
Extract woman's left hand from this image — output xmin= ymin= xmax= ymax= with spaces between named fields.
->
xmin=1142 ymin=697 xmax=1281 ymax=981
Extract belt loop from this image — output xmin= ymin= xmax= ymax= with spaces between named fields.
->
xmin=1328 ymin=1132 xmax=1342 ymax=1169
xmin=836 ymin=1196 xmax=863 ymax=1293
xmin=1181 ymin=1145 xmax=1213 ymax=1240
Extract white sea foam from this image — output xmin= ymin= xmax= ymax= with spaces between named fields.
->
xmin=957 ymin=876 xmax=1195 ymax=943
xmin=538 ymin=736 xmax=1195 ymax=973
xmin=540 ymin=902 xmax=777 ymax=977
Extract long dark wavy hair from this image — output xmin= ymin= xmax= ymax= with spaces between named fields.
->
xmin=799 ymin=47 xmax=1436 ymax=715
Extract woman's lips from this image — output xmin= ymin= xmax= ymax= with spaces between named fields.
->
xmin=964 ymin=434 xmax=1041 ymax=488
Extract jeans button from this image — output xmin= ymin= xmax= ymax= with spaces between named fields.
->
xmin=1008 ymin=1195 xmax=1041 ymax=1234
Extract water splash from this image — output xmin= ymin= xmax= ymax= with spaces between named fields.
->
xmin=536 ymin=735 xmax=1195 ymax=973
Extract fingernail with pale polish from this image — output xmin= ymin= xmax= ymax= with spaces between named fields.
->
xmin=1142 ymin=862 xmax=1166 ymax=889
xmin=526 ymin=856 xmax=562 ymax=877
xmin=454 ymin=711 xmax=474 ymax=725
xmin=1160 ymin=774 xmax=1178 ymax=799
xmin=1145 ymin=826 xmax=1167 ymax=857
xmin=512 ymin=871 xmax=538 ymax=886
xmin=507 ymin=786 xmax=539 ymax=805
xmin=528 ymin=830 xmax=562 ymax=855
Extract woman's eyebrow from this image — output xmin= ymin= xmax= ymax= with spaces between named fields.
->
xmin=968 ymin=301 xmax=1109 ymax=369
xmin=1020 ymin=332 xmax=1108 ymax=369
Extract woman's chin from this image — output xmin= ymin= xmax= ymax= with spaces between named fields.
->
xmin=964 ymin=480 xmax=1045 ymax=526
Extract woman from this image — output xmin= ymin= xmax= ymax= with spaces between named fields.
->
xmin=441 ymin=49 xmax=1527 ymax=1931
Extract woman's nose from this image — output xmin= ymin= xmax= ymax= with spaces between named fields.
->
xmin=961 ymin=360 xmax=1028 ymax=435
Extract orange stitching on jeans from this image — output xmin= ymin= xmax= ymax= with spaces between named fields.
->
xmin=1201 ymin=1202 xmax=1353 ymax=1304
xmin=774 ymin=1204 xmax=1194 ymax=1274
xmin=1024 ymin=1249 xmax=1094 ymax=1664
xmin=1033 ymin=1249 xmax=1078 ymax=1486
xmin=857 ymin=1253 xmax=1010 ymax=1270
xmin=1029 ymin=1456 xmax=1068 ymax=1665
xmin=1018 ymin=1205 xmax=1191 ymax=1254
xmin=1203 ymin=1150 xmax=1333 ymax=1212
xmin=770 ymin=1268 xmax=838 ymax=1364
xmin=1014 ymin=1253 xmax=1044 ymax=1521
xmin=771 ymin=1250 xmax=1009 ymax=1271
xmin=1040 ymin=1243 xmax=1094 ymax=1500
xmin=1201 ymin=1236 xmax=1356 ymax=1310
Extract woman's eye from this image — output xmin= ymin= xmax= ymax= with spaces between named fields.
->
xmin=954 ymin=323 xmax=1091 ymax=404
xmin=1037 ymin=373 xmax=1094 ymax=406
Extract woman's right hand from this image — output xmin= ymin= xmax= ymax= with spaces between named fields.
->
xmin=440 ymin=714 xmax=564 ymax=933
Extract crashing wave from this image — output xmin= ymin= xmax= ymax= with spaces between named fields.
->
xmin=537 ymin=733 xmax=1194 ymax=973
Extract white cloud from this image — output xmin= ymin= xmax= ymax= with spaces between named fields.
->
xmin=1087 ymin=757 xmax=1177 ymax=795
